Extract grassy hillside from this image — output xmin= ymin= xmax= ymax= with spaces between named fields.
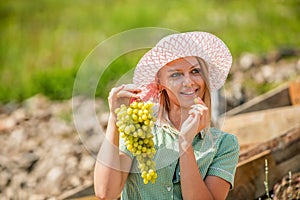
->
xmin=1 ymin=0 xmax=299 ymax=102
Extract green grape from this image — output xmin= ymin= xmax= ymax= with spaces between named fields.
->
xmin=115 ymin=100 xmax=157 ymax=184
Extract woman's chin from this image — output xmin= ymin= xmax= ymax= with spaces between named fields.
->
xmin=178 ymin=99 xmax=195 ymax=108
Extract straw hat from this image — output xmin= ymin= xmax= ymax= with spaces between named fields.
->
xmin=133 ymin=31 xmax=232 ymax=92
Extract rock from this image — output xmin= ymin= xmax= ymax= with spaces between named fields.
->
xmin=23 ymin=94 xmax=51 ymax=119
xmin=73 ymin=98 xmax=100 ymax=133
xmin=23 ymin=94 xmax=49 ymax=110
xmin=11 ymin=171 xmax=27 ymax=191
xmin=261 ymin=65 xmax=275 ymax=83
xmin=65 ymin=156 xmax=78 ymax=173
xmin=0 ymin=170 xmax=11 ymax=189
xmin=264 ymin=50 xmax=282 ymax=63
xmin=69 ymin=175 xmax=81 ymax=187
xmin=39 ymin=166 xmax=64 ymax=195
xmin=0 ymin=102 xmax=19 ymax=114
xmin=7 ymin=128 xmax=25 ymax=152
xmin=0 ymin=95 xmax=105 ymax=198
xmin=11 ymin=108 xmax=27 ymax=124
xmin=46 ymin=167 xmax=64 ymax=183
xmin=99 ymin=112 xmax=109 ymax=129
xmin=0 ymin=115 xmax=16 ymax=132
xmin=84 ymin=133 xmax=104 ymax=155
xmin=49 ymin=118 xmax=73 ymax=137
xmin=3 ymin=187 xmax=14 ymax=199
xmin=79 ymin=155 xmax=95 ymax=172
xmin=239 ymin=52 xmax=262 ymax=70
xmin=16 ymin=151 xmax=39 ymax=172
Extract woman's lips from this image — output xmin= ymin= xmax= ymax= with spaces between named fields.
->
xmin=179 ymin=89 xmax=198 ymax=96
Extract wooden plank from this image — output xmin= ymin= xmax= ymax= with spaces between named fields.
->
xmin=238 ymin=127 xmax=300 ymax=162
xmin=289 ymin=80 xmax=300 ymax=105
xmin=224 ymin=82 xmax=291 ymax=117
xmin=277 ymin=154 xmax=300 ymax=178
xmin=227 ymin=151 xmax=274 ymax=200
xmin=222 ymin=106 xmax=300 ymax=148
xmin=237 ymin=150 xmax=271 ymax=167
xmin=58 ymin=183 xmax=94 ymax=199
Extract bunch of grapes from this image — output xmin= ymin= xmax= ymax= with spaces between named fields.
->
xmin=115 ymin=101 xmax=158 ymax=184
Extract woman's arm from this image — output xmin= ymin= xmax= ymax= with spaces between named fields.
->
xmin=179 ymin=103 xmax=230 ymax=200
xmin=94 ymin=84 xmax=140 ymax=199
xmin=94 ymin=113 xmax=132 ymax=199
xmin=179 ymin=144 xmax=230 ymax=200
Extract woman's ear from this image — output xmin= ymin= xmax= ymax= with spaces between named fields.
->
xmin=155 ymin=76 xmax=162 ymax=90
xmin=157 ymin=83 xmax=163 ymax=91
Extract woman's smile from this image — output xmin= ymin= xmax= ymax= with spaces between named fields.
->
xmin=179 ymin=88 xmax=198 ymax=96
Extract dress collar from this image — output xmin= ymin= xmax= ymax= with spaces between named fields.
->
xmin=160 ymin=123 xmax=205 ymax=140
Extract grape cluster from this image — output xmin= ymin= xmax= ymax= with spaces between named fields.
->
xmin=115 ymin=101 xmax=158 ymax=184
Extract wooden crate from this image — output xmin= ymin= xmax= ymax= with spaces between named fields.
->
xmin=227 ymin=127 xmax=300 ymax=199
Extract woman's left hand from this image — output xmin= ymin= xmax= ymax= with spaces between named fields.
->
xmin=179 ymin=98 xmax=210 ymax=147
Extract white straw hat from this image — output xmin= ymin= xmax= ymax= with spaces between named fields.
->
xmin=133 ymin=31 xmax=232 ymax=92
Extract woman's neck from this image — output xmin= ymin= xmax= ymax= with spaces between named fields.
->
xmin=168 ymin=104 xmax=189 ymax=130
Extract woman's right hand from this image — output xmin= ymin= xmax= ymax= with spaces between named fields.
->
xmin=179 ymin=97 xmax=209 ymax=150
xmin=108 ymin=84 xmax=141 ymax=114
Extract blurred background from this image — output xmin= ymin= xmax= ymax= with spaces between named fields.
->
xmin=1 ymin=0 xmax=299 ymax=102
xmin=0 ymin=0 xmax=299 ymax=199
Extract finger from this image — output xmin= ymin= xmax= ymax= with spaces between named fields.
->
xmin=188 ymin=109 xmax=198 ymax=116
xmin=123 ymin=84 xmax=142 ymax=93
xmin=190 ymin=106 xmax=206 ymax=117
xmin=191 ymin=104 xmax=208 ymax=110
xmin=117 ymin=90 xmax=138 ymax=99
xmin=109 ymin=84 xmax=125 ymax=97
xmin=188 ymin=109 xmax=202 ymax=121
xmin=189 ymin=106 xmax=209 ymax=127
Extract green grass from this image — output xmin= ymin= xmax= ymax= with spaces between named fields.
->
xmin=1 ymin=0 xmax=299 ymax=102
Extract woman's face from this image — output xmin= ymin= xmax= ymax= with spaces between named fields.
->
xmin=158 ymin=56 xmax=206 ymax=109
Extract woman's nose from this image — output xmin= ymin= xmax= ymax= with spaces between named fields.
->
xmin=182 ymin=75 xmax=193 ymax=86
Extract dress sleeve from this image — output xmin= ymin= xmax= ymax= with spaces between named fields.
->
xmin=207 ymin=133 xmax=240 ymax=188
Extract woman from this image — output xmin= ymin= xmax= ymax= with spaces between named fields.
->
xmin=94 ymin=32 xmax=240 ymax=200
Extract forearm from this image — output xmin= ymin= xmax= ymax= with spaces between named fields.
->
xmin=94 ymin=114 xmax=131 ymax=199
xmin=179 ymin=141 xmax=214 ymax=200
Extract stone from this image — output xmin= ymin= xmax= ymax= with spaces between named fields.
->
xmin=46 ymin=167 xmax=64 ymax=183
xmin=239 ymin=52 xmax=262 ymax=70
xmin=261 ymin=65 xmax=275 ymax=83
xmin=79 ymin=155 xmax=95 ymax=172
xmin=11 ymin=108 xmax=27 ymax=123
xmin=8 ymin=128 xmax=25 ymax=152
xmin=69 ymin=175 xmax=81 ymax=187
xmin=0 ymin=170 xmax=11 ymax=189
xmin=99 ymin=112 xmax=109 ymax=129
xmin=17 ymin=151 xmax=39 ymax=172
xmin=0 ymin=115 xmax=16 ymax=132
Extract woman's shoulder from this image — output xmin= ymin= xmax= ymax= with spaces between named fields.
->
xmin=209 ymin=127 xmax=240 ymax=160
xmin=209 ymin=127 xmax=239 ymax=145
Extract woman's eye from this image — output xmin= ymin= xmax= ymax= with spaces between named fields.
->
xmin=170 ymin=72 xmax=181 ymax=77
xmin=191 ymin=68 xmax=201 ymax=74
